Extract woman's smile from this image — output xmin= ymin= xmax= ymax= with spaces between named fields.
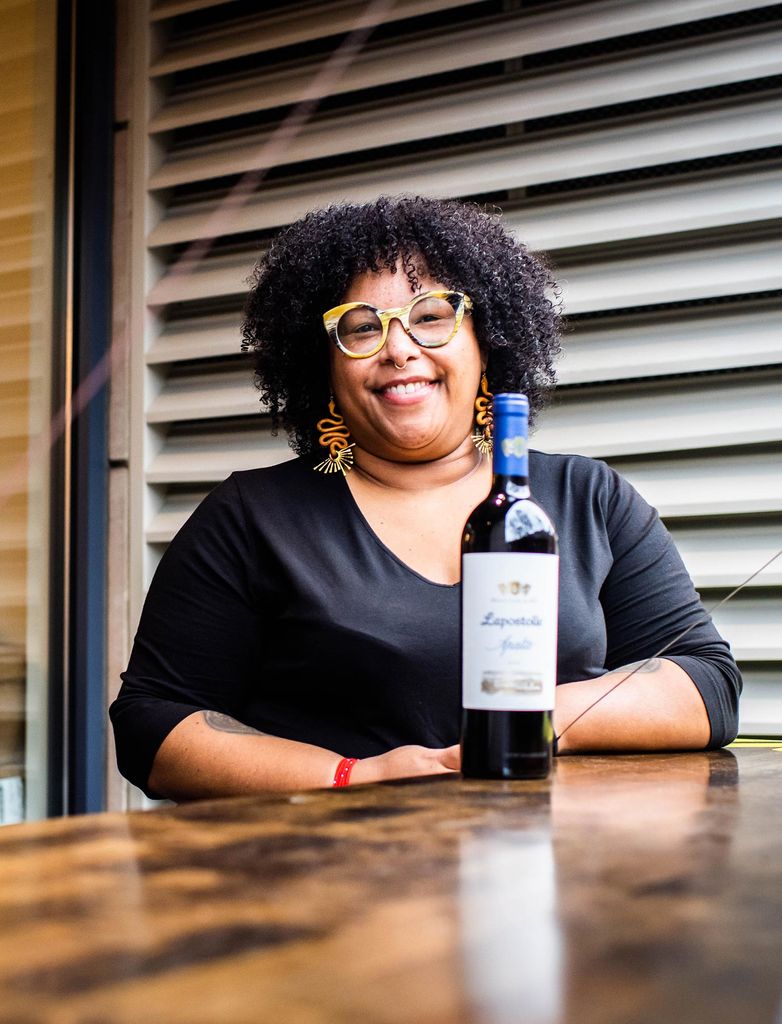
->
xmin=374 ymin=376 xmax=438 ymax=404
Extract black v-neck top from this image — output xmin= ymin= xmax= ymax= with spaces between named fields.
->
xmin=110 ymin=452 xmax=741 ymax=796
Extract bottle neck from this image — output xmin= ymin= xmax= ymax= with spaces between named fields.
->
xmin=492 ymin=407 xmax=529 ymax=488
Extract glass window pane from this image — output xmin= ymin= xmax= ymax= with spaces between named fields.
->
xmin=0 ymin=1 xmax=56 ymax=823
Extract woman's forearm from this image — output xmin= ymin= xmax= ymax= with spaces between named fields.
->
xmin=147 ymin=710 xmax=344 ymax=800
xmin=554 ymin=658 xmax=711 ymax=754
xmin=147 ymin=710 xmax=461 ymax=800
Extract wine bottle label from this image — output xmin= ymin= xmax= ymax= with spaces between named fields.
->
xmin=462 ymin=552 xmax=559 ymax=711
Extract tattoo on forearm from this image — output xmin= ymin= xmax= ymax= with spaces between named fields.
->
xmin=614 ymin=658 xmax=662 ymax=676
xmin=203 ymin=711 xmax=266 ymax=736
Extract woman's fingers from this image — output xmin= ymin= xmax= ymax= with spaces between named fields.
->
xmin=407 ymin=745 xmax=461 ymax=775
xmin=438 ymin=744 xmax=462 ymax=771
xmin=353 ymin=744 xmax=462 ymax=783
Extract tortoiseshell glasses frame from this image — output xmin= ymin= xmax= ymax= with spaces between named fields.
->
xmin=322 ymin=290 xmax=473 ymax=359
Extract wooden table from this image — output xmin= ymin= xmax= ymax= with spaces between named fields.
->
xmin=0 ymin=746 xmax=780 ymax=1023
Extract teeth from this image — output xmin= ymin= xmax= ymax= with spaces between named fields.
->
xmin=385 ymin=381 xmax=431 ymax=395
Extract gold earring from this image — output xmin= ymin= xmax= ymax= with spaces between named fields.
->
xmin=472 ymin=374 xmax=493 ymax=456
xmin=314 ymin=398 xmax=355 ymax=474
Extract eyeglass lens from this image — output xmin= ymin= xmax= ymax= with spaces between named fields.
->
xmin=336 ymin=293 xmax=460 ymax=355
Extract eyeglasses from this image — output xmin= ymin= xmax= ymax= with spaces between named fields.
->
xmin=322 ymin=290 xmax=473 ymax=359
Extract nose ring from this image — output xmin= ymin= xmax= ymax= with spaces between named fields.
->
xmin=393 ymin=360 xmax=405 ymax=369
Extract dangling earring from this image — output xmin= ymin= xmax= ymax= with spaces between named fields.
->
xmin=314 ymin=398 xmax=355 ymax=474
xmin=472 ymin=373 xmax=493 ymax=456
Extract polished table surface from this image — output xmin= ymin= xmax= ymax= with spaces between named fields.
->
xmin=0 ymin=746 xmax=780 ymax=1024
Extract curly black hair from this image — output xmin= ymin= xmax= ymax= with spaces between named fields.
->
xmin=241 ymin=195 xmax=561 ymax=455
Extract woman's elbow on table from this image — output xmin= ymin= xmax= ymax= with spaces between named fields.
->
xmin=554 ymin=656 xmax=730 ymax=754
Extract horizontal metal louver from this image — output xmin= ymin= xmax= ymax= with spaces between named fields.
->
xmin=148 ymin=97 xmax=782 ymax=246
xmin=740 ymin=671 xmax=782 ymax=733
xmin=557 ymin=231 xmax=782 ymax=312
xmin=669 ymin=523 xmax=782 ymax=589
xmin=711 ymin=598 xmax=782 ymax=661
xmin=145 ymin=423 xmax=290 ymax=485
xmin=129 ymin=0 xmax=782 ymax=750
xmin=556 ymin=303 xmax=782 ymax=384
xmin=149 ymin=33 xmax=782 ymax=186
xmin=146 ymin=364 xmax=260 ymax=423
xmin=149 ymin=0 xmax=487 ymax=71
xmin=613 ymin=451 xmax=782 ymax=519
xmin=536 ymin=373 xmax=782 ymax=457
xmin=149 ymin=0 xmax=782 ymax=126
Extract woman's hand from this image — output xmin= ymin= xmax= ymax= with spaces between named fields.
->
xmin=350 ymin=744 xmax=461 ymax=785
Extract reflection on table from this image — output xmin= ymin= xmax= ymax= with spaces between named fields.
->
xmin=0 ymin=747 xmax=779 ymax=1024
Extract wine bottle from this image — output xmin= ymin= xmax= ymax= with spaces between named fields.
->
xmin=461 ymin=393 xmax=559 ymax=779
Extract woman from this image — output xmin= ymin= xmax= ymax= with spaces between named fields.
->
xmin=111 ymin=196 xmax=741 ymax=800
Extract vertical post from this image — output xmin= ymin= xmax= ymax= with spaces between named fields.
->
xmin=49 ymin=0 xmax=114 ymax=815
xmin=66 ymin=0 xmax=116 ymax=814
xmin=47 ymin=0 xmax=75 ymax=819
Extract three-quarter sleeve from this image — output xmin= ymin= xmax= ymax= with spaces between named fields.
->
xmin=599 ymin=467 xmax=742 ymax=747
xmin=110 ymin=474 xmax=265 ymax=795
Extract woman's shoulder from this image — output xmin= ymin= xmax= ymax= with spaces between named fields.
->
xmin=176 ymin=455 xmax=323 ymax=537
xmin=229 ymin=453 xmax=345 ymax=526
xmin=529 ymin=449 xmax=653 ymax=529
xmin=231 ymin=453 xmax=315 ymax=495
xmin=529 ymin=448 xmax=616 ymax=491
xmin=170 ymin=454 xmax=337 ymax=566
xmin=233 ymin=451 xmax=341 ymax=491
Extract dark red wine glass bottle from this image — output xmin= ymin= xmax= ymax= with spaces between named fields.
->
xmin=461 ymin=393 xmax=559 ymax=779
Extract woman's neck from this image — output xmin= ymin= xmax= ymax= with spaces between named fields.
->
xmin=351 ymin=437 xmax=488 ymax=493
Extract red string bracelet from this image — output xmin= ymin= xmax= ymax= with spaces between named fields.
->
xmin=332 ymin=757 xmax=359 ymax=787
